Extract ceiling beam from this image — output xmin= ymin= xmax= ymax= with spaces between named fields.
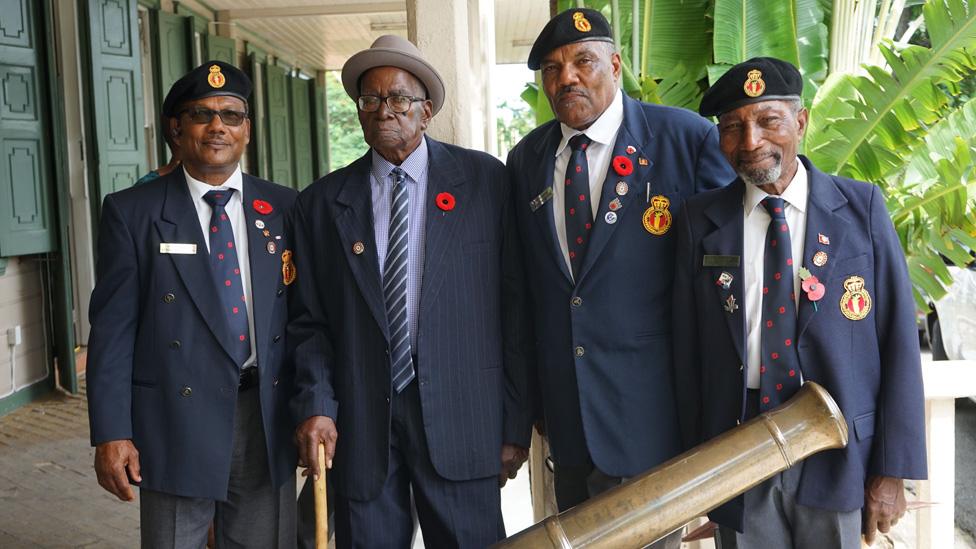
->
xmin=219 ymin=2 xmax=405 ymax=20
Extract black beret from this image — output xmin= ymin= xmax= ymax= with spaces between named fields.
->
xmin=699 ymin=57 xmax=802 ymax=117
xmin=161 ymin=60 xmax=252 ymax=117
xmin=527 ymin=8 xmax=615 ymax=70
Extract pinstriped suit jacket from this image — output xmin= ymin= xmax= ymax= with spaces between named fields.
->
xmin=288 ymin=137 xmax=535 ymax=501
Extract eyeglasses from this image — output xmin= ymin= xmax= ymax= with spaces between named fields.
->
xmin=179 ymin=107 xmax=248 ymax=127
xmin=357 ymin=95 xmax=426 ymax=114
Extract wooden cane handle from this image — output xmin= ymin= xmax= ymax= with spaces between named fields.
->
xmin=314 ymin=442 xmax=328 ymax=549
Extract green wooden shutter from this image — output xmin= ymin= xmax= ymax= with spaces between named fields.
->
xmin=0 ymin=0 xmax=56 ymax=256
xmin=291 ymin=77 xmax=313 ymax=190
xmin=151 ymin=9 xmax=191 ymax=161
xmin=265 ymin=64 xmax=293 ymax=187
xmin=312 ymin=82 xmax=329 ymax=177
xmin=81 ymin=0 xmax=148 ymax=212
xmin=248 ymin=51 xmax=269 ymax=180
xmin=205 ymin=34 xmax=235 ymax=65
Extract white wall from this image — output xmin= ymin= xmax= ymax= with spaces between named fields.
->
xmin=0 ymin=258 xmax=50 ymax=398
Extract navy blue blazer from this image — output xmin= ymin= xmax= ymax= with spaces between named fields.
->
xmin=672 ymin=157 xmax=928 ymax=530
xmin=287 ymin=137 xmax=534 ymax=501
xmin=507 ymin=95 xmax=735 ymax=477
xmin=87 ymin=170 xmax=298 ymax=500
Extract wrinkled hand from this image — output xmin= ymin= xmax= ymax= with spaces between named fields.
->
xmin=94 ymin=439 xmax=141 ymax=501
xmin=862 ymin=476 xmax=906 ymax=545
xmin=499 ymin=444 xmax=529 ymax=487
xmin=295 ymin=416 xmax=338 ymax=480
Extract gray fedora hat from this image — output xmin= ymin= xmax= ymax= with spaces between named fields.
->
xmin=341 ymin=35 xmax=446 ymax=115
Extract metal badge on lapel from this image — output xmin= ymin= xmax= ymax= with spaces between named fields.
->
xmin=604 ymin=211 xmax=618 ymax=224
xmin=839 ymin=275 xmax=872 ymax=320
xmin=266 ymin=241 xmax=277 ymax=254
xmin=812 ymin=251 xmax=828 ymax=267
xmin=255 ymin=219 xmax=265 ymax=229
xmin=608 ymin=197 xmax=622 ymax=211
xmin=638 ymin=157 xmax=648 ymax=166
xmin=716 ymin=271 xmax=734 ymax=290
xmin=642 ymin=195 xmax=672 ymax=235
xmin=615 ymin=181 xmax=629 ymax=196
xmin=352 ymin=241 xmax=365 ymax=255
xmin=818 ymin=233 xmax=830 ymax=245
xmin=625 ymin=145 xmax=636 ymax=155
xmin=530 ymin=187 xmax=554 ymax=212
xmin=281 ymin=250 xmax=296 ymax=285
xmin=724 ymin=294 xmax=739 ymax=313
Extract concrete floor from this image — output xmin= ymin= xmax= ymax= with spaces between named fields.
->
xmin=0 ymin=379 xmax=973 ymax=548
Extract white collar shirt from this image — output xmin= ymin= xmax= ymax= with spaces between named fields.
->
xmin=742 ymin=161 xmax=808 ymax=388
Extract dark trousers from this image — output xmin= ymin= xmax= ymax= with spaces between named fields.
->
xmin=334 ymin=381 xmax=504 ymax=548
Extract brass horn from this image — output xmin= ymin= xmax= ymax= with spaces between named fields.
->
xmin=496 ymin=382 xmax=848 ymax=549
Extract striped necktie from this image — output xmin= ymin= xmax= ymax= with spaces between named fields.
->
xmin=385 ymin=167 xmax=415 ymax=393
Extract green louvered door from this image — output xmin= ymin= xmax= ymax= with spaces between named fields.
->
xmin=82 ymin=0 xmax=148 ymax=209
xmin=0 ymin=0 xmax=55 ymax=256
xmin=312 ymin=82 xmax=329 ymax=177
xmin=152 ymin=9 xmax=191 ymax=162
xmin=205 ymin=34 xmax=235 ymax=65
xmin=291 ymin=77 xmax=313 ymax=189
xmin=266 ymin=64 xmax=293 ymax=187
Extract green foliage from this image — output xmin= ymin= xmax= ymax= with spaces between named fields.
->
xmin=325 ymin=71 xmax=366 ymax=172
xmin=497 ymin=100 xmax=536 ymax=157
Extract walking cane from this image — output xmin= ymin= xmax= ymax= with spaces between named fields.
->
xmin=315 ymin=442 xmax=329 ymax=549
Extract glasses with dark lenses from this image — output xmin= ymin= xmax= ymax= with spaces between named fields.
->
xmin=357 ymin=95 xmax=425 ymax=114
xmin=180 ymin=107 xmax=248 ymax=126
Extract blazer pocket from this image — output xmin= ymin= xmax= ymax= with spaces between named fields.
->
xmin=831 ymin=253 xmax=870 ymax=279
xmin=636 ymin=329 xmax=669 ymax=339
xmin=853 ymin=411 xmax=875 ymax=441
xmin=131 ymin=379 xmax=157 ymax=389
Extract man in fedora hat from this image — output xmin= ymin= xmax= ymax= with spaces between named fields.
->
xmin=672 ymin=57 xmax=926 ymax=547
xmin=507 ymin=9 xmax=733 ymax=546
xmin=87 ymin=60 xmax=298 ymax=547
xmin=289 ymin=35 xmax=534 ymax=547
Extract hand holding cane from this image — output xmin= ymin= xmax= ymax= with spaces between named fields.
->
xmin=315 ymin=442 xmax=329 ymax=549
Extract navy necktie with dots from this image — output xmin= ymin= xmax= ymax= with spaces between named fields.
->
xmin=565 ymin=134 xmax=593 ymax=280
xmin=759 ymin=196 xmax=802 ymax=410
xmin=203 ymin=189 xmax=250 ymax=367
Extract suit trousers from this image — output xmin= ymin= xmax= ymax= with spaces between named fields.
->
xmin=139 ymin=387 xmax=297 ymax=548
xmin=334 ymin=380 xmax=504 ymax=548
xmin=553 ymin=463 xmax=682 ymax=549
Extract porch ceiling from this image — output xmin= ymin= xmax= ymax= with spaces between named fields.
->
xmin=200 ymin=0 xmax=549 ymax=71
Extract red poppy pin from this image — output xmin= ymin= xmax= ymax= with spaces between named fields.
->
xmin=253 ymin=199 xmax=273 ymax=215
xmin=799 ymin=267 xmax=824 ymax=311
xmin=612 ymin=155 xmax=634 ymax=176
xmin=436 ymin=192 xmax=456 ymax=212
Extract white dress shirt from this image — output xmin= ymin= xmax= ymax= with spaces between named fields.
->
xmin=184 ymin=166 xmax=257 ymax=368
xmin=552 ymin=88 xmax=624 ymax=276
xmin=743 ymin=161 xmax=808 ymax=388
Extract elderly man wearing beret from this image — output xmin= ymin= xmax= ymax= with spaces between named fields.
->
xmin=507 ymin=9 xmax=733 ymax=546
xmin=289 ymin=35 xmax=533 ymax=547
xmin=672 ymin=57 xmax=927 ymax=547
xmin=87 ymin=60 xmax=298 ymax=547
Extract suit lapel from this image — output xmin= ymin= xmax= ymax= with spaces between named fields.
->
xmin=528 ymin=124 xmax=573 ymax=284
xmin=334 ymin=153 xmax=389 ymax=340
xmin=419 ymin=138 xmax=471 ymax=316
xmin=154 ymin=171 xmax=237 ymax=362
xmin=243 ymin=176 xmax=282 ymax=361
xmin=577 ymin=96 xmax=656 ymax=282
xmin=797 ymin=158 xmax=850 ymax=340
xmin=701 ymin=180 xmax=747 ymax=367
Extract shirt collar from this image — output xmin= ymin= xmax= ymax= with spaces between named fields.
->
xmin=555 ymin=88 xmax=624 ymax=157
xmin=371 ymin=136 xmax=429 ymax=184
xmin=743 ymin=159 xmax=808 ymax=217
xmin=184 ymin=165 xmax=244 ymax=201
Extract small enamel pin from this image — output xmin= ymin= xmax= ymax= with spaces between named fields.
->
xmin=724 ymin=294 xmax=738 ymax=313
xmin=818 ymin=233 xmax=830 ymax=245
xmin=529 ymin=187 xmax=554 ymax=212
xmin=352 ymin=241 xmax=365 ymax=255
xmin=255 ymin=219 xmax=266 ymax=229
xmin=716 ymin=271 xmax=734 ymax=290
xmin=812 ymin=250 xmax=828 ymax=267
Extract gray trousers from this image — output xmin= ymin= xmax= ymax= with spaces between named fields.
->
xmin=140 ymin=388 xmax=297 ymax=548
xmin=716 ymin=464 xmax=861 ymax=549
xmin=554 ymin=463 xmax=683 ymax=549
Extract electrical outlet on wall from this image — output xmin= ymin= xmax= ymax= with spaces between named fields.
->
xmin=6 ymin=325 xmax=22 ymax=347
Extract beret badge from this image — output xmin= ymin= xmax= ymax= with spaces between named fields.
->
xmin=743 ymin=69 xmax=765 ymax=98
xmin=208 ymin=64 xmax=226 ymax=89
xmin=573 ymin=11 xmax=592 ymax=32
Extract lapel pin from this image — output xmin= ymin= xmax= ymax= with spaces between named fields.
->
xmin=604 ymin=211 xmax=618 ymax=225
xmin=799 ymin=267 xmax=823 ymax=311
xmin=255 ymin=219 xmax=266 ymax=229
xmin=818 ymin=233 xmax=830 ymax=245
xmin=638 ymin=157 xmax=649 ymax=166
xmin=615 ymin=181 xmax=629 ymax=196
xmin=352 ymin=241 xmax=365 ymax=255
xmin=275 ymin=235 xmax=281 ymax=240
xmin=716 ymin=271 xmax=734 ymax=290
xmin=262 ymin=229 xmax=271 ymax=237
xmin=812 ymin=251 xmax=828 ymax=267
xmin=530 ymin=187 xmax=554 ymax=212
xmin=253 ymin=199 xmax=273 ymax=215
xmin=435 ymin=192 xmax=456 ymax=212
xmin=608 ymin=197 xmax=623 ymax=211
xmin=724 ymin=294 xmax=738 ymax=313
xmin=612 ymin=155 xmax=634 ymax=176
xmin=625 ymin=145 xmax=636 ymax=154
xmin=266 ymin=241 xmax=277 ymax=254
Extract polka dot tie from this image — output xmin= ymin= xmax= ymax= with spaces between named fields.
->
xmin=203 ymin=189 xmax=250 ymax=367
xmin=565 ymin=134 xmax=593 ymax=280
xmin=759 ymin=197 xmax=801 ymax=411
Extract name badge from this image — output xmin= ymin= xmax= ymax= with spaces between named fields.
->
xmin=529 ymin=187 xmax=554 ymax=212
xmin=160 ymin=243 xmax=197 ymax=255
xmin=702 ymin=254 xmax=740 ymax=267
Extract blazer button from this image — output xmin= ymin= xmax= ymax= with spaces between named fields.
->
xmin=180 ymin=386 xmax=192 ymax=397
xmin=571 ymin=296 xmax=582 ymax=307
xmin=575 ymin=346 xmax=585 ymax=357
xmin=273 ymin=377 xmax=279 ymax=387
xmin=273 ymin=335 xmax=281 ymax=343
xmin=739 ymin=364 xmax=744 ymax=372
xmin=163 ymin=293 xmax=175 ymax=303
xmin=170 ymin=340 xmax=181 ymax=350
xmin=276 ymin=288 xmax=284 ymax=297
